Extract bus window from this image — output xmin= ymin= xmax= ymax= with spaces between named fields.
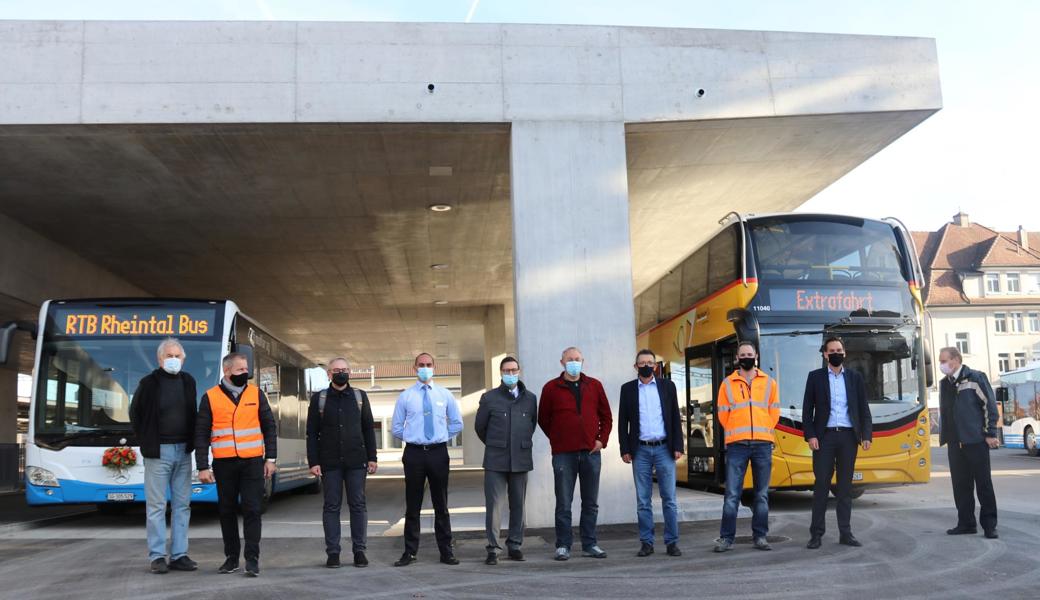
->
xmin=659 ymin=269 xmax=681 ymax=318
xmin=680 ymin=246 xmax=709 ymax=309
xmin=279 ymin=366 xmax=300 ymax=439
xmin=638 ymin=283 xmax=660 ymax=332
xmin=707 ymin=226 xmax=738 ymax=293
xmin=685 ymin=345 xmax=716 ymax=476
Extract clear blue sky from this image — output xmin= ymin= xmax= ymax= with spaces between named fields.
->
xmin=2 ymin=0 xmax=1037 ymax=233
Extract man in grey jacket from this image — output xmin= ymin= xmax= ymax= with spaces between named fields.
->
xmin=475 ymin=356 xmax=538 ymax=565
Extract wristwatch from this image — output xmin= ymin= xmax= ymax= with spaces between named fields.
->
xmin=265 ymin=458 xmax=276 ymax=464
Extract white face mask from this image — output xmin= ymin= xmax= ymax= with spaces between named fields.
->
xmin=162 ymin=357 xmax=183 ymax=375
xmin=939 ymin=362 xmax=954 ymax=376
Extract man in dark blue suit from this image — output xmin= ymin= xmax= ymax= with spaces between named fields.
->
xmin=802 ymin=337 xmax=872 ymax=549
xmin=618 ymin=349 xmax=684 ymax=558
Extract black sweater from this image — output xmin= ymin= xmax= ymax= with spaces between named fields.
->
xmin=129 ymin=370 xmax=197 ymax=459
xmin=306 ymin=385 xmax=377 ymax=469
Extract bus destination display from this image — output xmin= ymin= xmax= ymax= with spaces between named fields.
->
xmin=759 ymin=287 xmax=905 ymax=314
xmin=52 ymin=307 xmax=217 ymax=337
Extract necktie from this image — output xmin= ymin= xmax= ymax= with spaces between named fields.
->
xmin=423 ymin=385 xmax=435 ymax=441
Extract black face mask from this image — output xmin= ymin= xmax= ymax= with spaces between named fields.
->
xmin=827 ymin=353 xmax=845 ymax=367
xmin=229 ymin=372 xmax=249 ymax=387
xmin=738 ymin=357 xmax=756 ymax=371
xmin=332 ymin=372 xmax=349 ymax=386
xmin=637 ymin=365 xmax=655 ymax=378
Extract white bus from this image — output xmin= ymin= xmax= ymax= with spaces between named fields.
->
xmin=3 ymin=298 xmax=320 ymax=510
xmin=999 ymin=362 xmax=1040 ymax=456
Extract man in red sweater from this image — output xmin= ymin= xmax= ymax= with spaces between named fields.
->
xmin=538 ymin=346 xmax=613 ymax=561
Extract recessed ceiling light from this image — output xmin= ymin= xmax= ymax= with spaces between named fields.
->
xmin=435 ymin=324 xmax=448 ymax=328
xmin=433 ymin=284 xmax=450 ymax=289
xmin=433 ymin=300 xmax=449 ymax=305
xmin=429 ymin=166 xmax=453 ymax=176
xmin=429 ymin=204 xmax=453 ymax=212
xmin=430 ymin=263 xmax=449 ymax=270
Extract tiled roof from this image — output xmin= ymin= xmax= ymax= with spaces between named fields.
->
xmin=913 ymin=219 xmax=1040 ymax=306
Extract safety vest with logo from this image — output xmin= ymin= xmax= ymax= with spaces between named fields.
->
xmin=717 ymin=370 xmax=780 ymax=445
xmin=207 ymin=384 xmax=264 ymax=459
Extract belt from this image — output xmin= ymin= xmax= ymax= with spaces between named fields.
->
xmin=826 ymin=427 xmax=853 ymax=432
xmin=639 ymin=439 xmax=667 ymax=446
xmin=406 ymin=442 xmax=447 ymax=450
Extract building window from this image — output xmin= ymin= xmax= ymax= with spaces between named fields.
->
xmin=1014 ymin=353 xmax=1028 ymax=369
xmin=986 ymin=273 xmax=1001 ymax=293
xmin=954 ymin=332 xmax=970 ymax=355
xmin=1030 ymin=312 xmax=1040 ymax=333
xmin=998 ymin=353 xmax=1011 ymax=373
xmin=1007 ymin=272 xmax=1021 ymax=293
xmin=1010 ymin=312 xmax=1025 ymax=333
xmin=994 ymin=312 xmax=1007 ymax=333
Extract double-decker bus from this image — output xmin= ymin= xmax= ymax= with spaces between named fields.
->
xmin=5 ymin=299 xmax=318 ymax=509
xmin=636 ymin=213 xmax=932 ymax=495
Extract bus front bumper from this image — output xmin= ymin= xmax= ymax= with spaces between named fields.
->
xmin=26 ymin=480 xmax=218 ymax=505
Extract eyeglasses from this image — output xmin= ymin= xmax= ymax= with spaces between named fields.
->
xmin=635 ymin=362 xmax=655 ymax=367
xmin=329 ymin=368 xmax=349 ymax=374
xmin=501 ymin=368 xmax=520 ymax=375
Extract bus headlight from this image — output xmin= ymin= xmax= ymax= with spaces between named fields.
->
xmin=917 ymin=428 xmax=926 ymax=436
xmin=918 ymin=458 xmax=927 ymax=467
xmin=26 ymin=466 xmax=59 ymax=487
xmin=919 ymin=415 xmax=927 ymax=425
xmin=914 ymin=440 xmax=922 ymax=449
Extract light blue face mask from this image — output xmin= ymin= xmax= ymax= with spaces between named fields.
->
xmin=502 ymin=373 xmax=519 ymax=388
xmin=417 ymin=367 xmax=434 ymax=383
xmin=162 ymin=357 xmax=182 ymax=375
xmin=565 ymin=361 xmax=582 ymax=377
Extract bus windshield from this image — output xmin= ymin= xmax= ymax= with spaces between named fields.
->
xmin=758 ymin=325 xmax=922 ymax=428
xmin=34 ymin=338 xmax=224 ymax=440
xmin=749 ymin=217 xmax=907 ymax=283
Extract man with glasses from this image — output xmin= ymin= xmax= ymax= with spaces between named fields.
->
xmin=391 ymin=352 xmax=464 ymax=567
xmin=475 ymin=356 xmax=538 ymax=565
xmin=306 ymin=357 xmax=378 ymax=569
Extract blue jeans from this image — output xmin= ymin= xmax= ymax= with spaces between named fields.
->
xmin=719 ymin=441 xmax=772 ymax=541
xmin=632 ymin=443 xmax=679 ymax=546
xmin=552 ymin=450 xmax=601 ymax=550
xmin=144 ymin=443 xmax=193 ymax=561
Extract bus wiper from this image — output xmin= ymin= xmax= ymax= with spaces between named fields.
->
xmin=37 ymin=429 xmax=132 ymax=449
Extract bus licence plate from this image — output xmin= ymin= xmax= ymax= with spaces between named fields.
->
xmin=852 ymin=472 xmax=863 ymax=481
xmin=106 ymin=493 xmax=135 ymax=502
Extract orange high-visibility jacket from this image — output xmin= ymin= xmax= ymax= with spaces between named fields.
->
xmin=717 ymin=370 xmax=780 ymax=445
xmin=207 ymin=384 xmax=265 ymax=459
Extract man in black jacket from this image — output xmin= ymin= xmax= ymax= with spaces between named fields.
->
xmin=306 ymin=357 xmax=378 ymax=568
xmin=618 ymin=349 xmax=684 ymax=558
xmin=475 ymin=356 xmax=538 ymax=565
xmin=802 ymin=337 xmax=872 ymax=549
xmin=938 ymin=346 xmax=1000 ymax=539
xmin=129 ymin=337 xmax=199 ymax=575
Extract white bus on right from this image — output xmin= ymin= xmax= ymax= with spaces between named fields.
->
xmin=999 ymin=362 xmax=1040 ymax=456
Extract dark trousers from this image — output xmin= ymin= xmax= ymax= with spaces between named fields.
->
xmin=322 ymin=466 xmax=368 ymax=555
xmin=402 ymin=443 xmax=452 ymax=556
xmin=948 ymin=442 xmax=998 ymax=531
xmin=720 ymin=441 xmax=772 ymax=541
xmin=810 ymin=429 xmax=858 ymax=537
xmin=551 ymin=450 xmax=601 ymax=550
xmin=212 ymin=456 xmax=264 ymax=562
xmin=484 ymin=470 xmax=528 ymax=552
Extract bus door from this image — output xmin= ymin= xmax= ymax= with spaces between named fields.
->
xmin=685 ymin=343 xmax=718 ymax=485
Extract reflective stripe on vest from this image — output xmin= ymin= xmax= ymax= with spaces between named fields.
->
xmin=722 ymin=373 xmax=777 ymax=444
xmin=207 ymin=384 xmax=265 ymax=459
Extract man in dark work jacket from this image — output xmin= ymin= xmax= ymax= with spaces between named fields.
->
xmin=129 ymin=337 xmax=198 ymax=575
xmin=306 ymin=357 xmax=378 ymax=568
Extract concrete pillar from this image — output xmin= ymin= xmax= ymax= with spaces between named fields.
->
xmin=459 ymin=360 xmax=486 ymax=466
xmin=510 ymin=120 xmax=637 ymax=528
xmin=0 ymin=337 xmax=19 ymax=490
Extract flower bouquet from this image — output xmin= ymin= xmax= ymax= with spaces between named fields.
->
xmin=102 ymin=445 xmax=137 ymax=471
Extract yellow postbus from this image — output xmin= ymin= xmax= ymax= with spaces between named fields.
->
xmin=636 ymin=213 xmax=932 ymax=495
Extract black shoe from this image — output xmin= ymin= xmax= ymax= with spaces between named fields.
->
xmin=984 ymin=529 xmax=999 ymax=539
xmin=168 ymin=556 xmax=197 ymax=571
xmin=354 ymin=551 xmax=369 ymax=567
xmin=244 ymin=560 xmax=259 ymax=577
xmin=440 ymin=553 xmax=460 ymax=565
xmin=150 ymin=558 xmax=169 ymax=574
xmin=485 ymin=552 xmax=498 ymax=565
xmin=947 ymin=526 xmax=977 ymax=535
xmin=806 ymin=536 xmax=822 ymax=549
xmin=394 ymin=553 xmax=416 ymax=567
xmin=839 ymin=534 xmax=862 ymax=547
xmin=666 ymin=543 xmax=682 ymax=557
xmin=636 ymin=542 xmax=654 ymax=557
xmin=326 ymin=554 xmax=341 ymax=569
xmin=507 ymin=548 xmax=525 ymax=561
xmin=217 ymin=557 xmax=239 ymax=574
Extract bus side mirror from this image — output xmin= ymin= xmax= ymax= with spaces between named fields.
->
xmin=234 ymin=344 xmax=256 ymax=379
xmin=923 ymin=342 xmax=934 ymax=388
xmin=0 ymin=320 xmax=37 ymax=366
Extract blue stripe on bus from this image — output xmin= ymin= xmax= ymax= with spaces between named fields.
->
xmin=26 ymin=480 xmax=218 ymax=505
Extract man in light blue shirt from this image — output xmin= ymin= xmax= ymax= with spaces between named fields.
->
xmin=391 ymin=352 xmax=464 ymax=567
